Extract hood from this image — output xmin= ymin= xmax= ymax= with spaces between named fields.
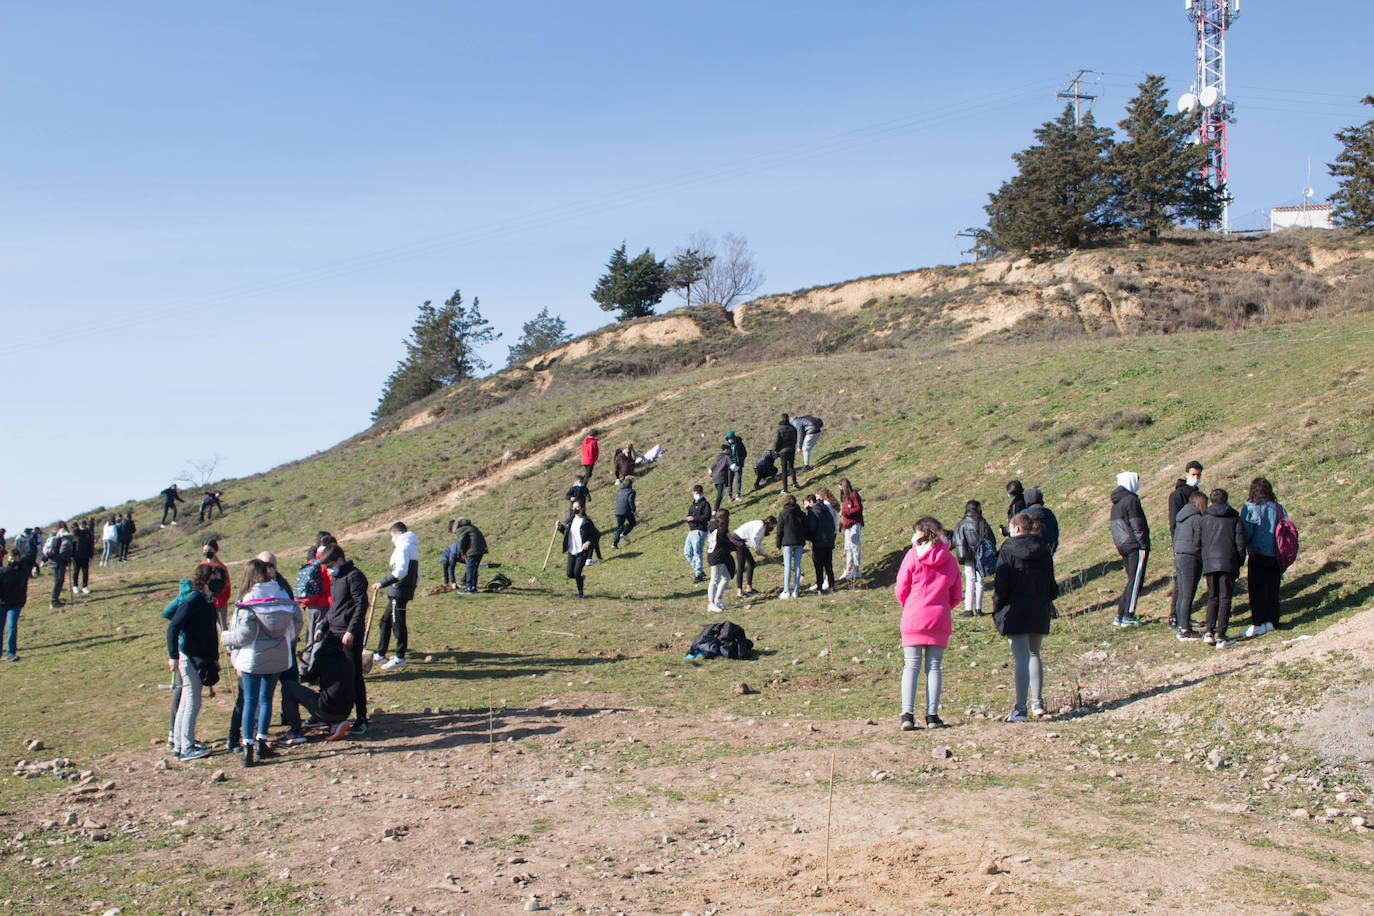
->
xmin=176 ymin=578 xmax=194 ymax=598
xmin=1003 ymin=533 xmax=1047 ymax=562
xmin=392 ymin=531 xmax=420 ymax=562
xmin=1110 ymin=486 xmax=1133 ymax=504
xmin=1115 ymin=472 xmax=1139 ymax=493
xmin=239 ymin=582 xmax=297 ymax=637
xmin=1173 ymin=477 xmax=1193 ymax=491
xmin=1205 ymin=503 xmax=1238 ymax=519
xmin=619 ymin=479 xmax=634 ymax=490
xmin=1025 ymin=487 xmax=1044 ymax=506
xmin=1175 ymin=503 xmax=1203 ymax=524
xmin=912 ymin=539 xmax=951 ymax=566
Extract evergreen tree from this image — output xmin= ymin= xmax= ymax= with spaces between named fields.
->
xmin=591 ymin=243 xmax=669 ymax=320
xmin=985 ymin=105 xmax=1116 ymax=251
xmin=1110 ymin=75 xmax=1226 ymax=236
xmin=373 ymin=290 xmax=500 ymax=420
xmin=1329 ymin=95 xmax=1374 ymax=231
xmin=506 ymin=307 xmax=571 ymax=366
xmin=667 ymin=247 xmax=713 ymax=308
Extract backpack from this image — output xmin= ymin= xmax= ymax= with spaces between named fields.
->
xmin=975 ymin=535 xmax=998 ymax=577
xmin=294 ymin=560 xmax=325 ymax=599
xmin=1275 ymin=508 xmax=1299 ymax=572
xmin=687 ymin=620 xmax=754 ymax=660
xmin=484 ymin=572 xmax=512 ymax=593
xmin=58 ymin=536 xmax=74 ymax=562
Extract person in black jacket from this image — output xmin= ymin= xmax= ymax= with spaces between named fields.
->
xmin=1022 ymin=488 xmax=1059 ymax=556
xmin=160 ymin=485 xmax=184 ymax=527
xmin=804 ymin=494 xmax=837 ymax=593
xmin=993 ymin=513 xmax=1058 ymax=721
xmin=1170 ymin=491 xmax=1207 ymax=639
xmin=1108 ymin=472 xmax=1150 ymax=626
xmin=723 ymin=431 xmax=747 ymax=501
xmin=753 ymin=450 xmax=779 ymax=490
xmin=283 ymin=633 xmax=357 ymax=741
xmin=1199 ymin=488 xmax=1248 ymax=648
xmin=1001 ymin=479 xmax=1027 ymax=536
xmin=709 ymin=446 xmax=731 ymax=511
xmin=452 ymin=519 xmax=487 ymax=593
xmin=319 ymin=545 xmax=371 ymax=733
xmin=564 ymin=475 xmax=590 ymax=523
xmin=952 ymin=500 xmax=996 ymax=618
xmin=612 ymin=477 xmax=637 ymax=548
xmin=165 ymin=563 xmax=223 ymax=759
xmin=70 ymin=520 xmax=95 ymax=596
xmin=2 ymin=552 xmax=31 ymax=661
xmin=558 ymin=502 xmax=598 ymax=598
xmin=44 ymin=523 xmax=74 ymax=609
xmin=116 ymin=513 xmax=135 ymax=562
xmin=1165 ymin=461 xmax=1204 ymax=626
xmin=683 ymin=485 xmax=711 ymax=583
xmin=772 ymin=414 xmax=799 ymax=493
xmin=775 ymin=494 xmax=808 ymax=598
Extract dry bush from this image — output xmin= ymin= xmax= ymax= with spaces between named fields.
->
xmin=911 ymin=474 xmax=940 ymax=493
xmin=1095 ymin=409 xmax=1153 ymax=431
xmin=1046 ymin=427 xmax=1098 ymax=454
xmin=1025 ymin=418 xmax=1051 ymax=432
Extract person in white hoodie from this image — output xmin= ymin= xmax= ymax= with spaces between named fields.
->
xmin=99 ymin=516 xmax=118 ymax=567
xmin=222 ymin=559 xmax=302 ymax=767
xmin=372 ymin=522 xmax=419 ymax=671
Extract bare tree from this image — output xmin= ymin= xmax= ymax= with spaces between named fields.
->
xmin=687 ymin=232 xmax=764 ymax=309
xmin=176 ymin=454 xmax=222 ymax=489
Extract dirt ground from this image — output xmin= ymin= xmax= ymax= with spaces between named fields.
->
xmin=10 ymin=613 xmax=1374 ymax=916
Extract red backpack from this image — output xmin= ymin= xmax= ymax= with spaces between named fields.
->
xmin=1275 ymin=505 xmax=1299 ymax=572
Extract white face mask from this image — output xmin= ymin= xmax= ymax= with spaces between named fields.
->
xmin=692 ymin=493 xmax=702 ymax=501
xmin=1186 ymin=475 xmax=1200 ymax=487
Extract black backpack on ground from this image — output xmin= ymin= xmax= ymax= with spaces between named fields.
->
xmin=484 ymin=572 xmax=512 ymax=592
xmin=688 ymin=620 xmax=754 ymax=660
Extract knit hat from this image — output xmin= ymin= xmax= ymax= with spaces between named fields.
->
xmin=1116 ymin=472 xmax=1139 ymax=493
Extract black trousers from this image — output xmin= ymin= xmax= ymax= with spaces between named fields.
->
xmin=613 ymin=514 xmax=636 ymax=546
xmin=162 ymin=503 xmax=178 ymax=524
xmin=728 ymin=467 xmax=744 ymax=500
xmin=811 ymin=545 xmax=835 ymax=591
xmin=71 ymin=558 xmax=90 ymax=589
xmin=50 ymin=561 xmax=68 ymax=602
xmin=1173 ymin=555 xmax=1201 ymax=629
xmin=376 ymin=598 xmax=408 ymax=660
xmin=350 ymin=641 xmax=368 ymax=723
xmin=734 ymin=546 xmax=756 ymax=589
xmin=566 ymin=552 xmax=588 ymax=595
xmin=118 ymin=539 xmax=131 ymax=561
xmin=713 ymin=483 xmax=727 ymax=511
xmin=281 ymin=680 xmax=347 ymax=725
xmin=1118 ymin=549 xmax=1148 ymax=618
xmin=1205 ymin=572 xmax=1236 ymax=637
xmin=779 ymin=449 xmax=798 ymax=490
xmin=1247 ymin=553 xmax=1282 ymax=627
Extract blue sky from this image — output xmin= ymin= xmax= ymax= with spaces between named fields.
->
xmin=2 ymin=1 xmax=1369 ymax=528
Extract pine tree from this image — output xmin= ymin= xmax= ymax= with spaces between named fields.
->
xmin=667 ymin=247 xmax=713 ymax=308
xmin=506 ymin=307 xmax=571 ymax=366
xmin=1329 ymin=95 xmax=1374 ymax=231
xmin=985 ymin=105 xmax=1116 ymax=251
xmin=591 ymin=243 xmax=669 ymax=320
xmin=373 ymin=290 xmax=500 ymax=420
xmin=1110 ymin=75 xmax=1226 ymax=237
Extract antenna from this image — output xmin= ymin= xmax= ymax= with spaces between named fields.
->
xmin=1181 ymin=0 xmax=1240 ymax=233
xmin=1057 ymin=70 xmax=1101 ymax=127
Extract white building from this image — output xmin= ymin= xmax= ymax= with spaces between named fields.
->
xmin=1270 ymin=203 xmax=1333 ymax=231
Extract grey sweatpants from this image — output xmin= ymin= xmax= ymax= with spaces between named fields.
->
xmin=901 ymin=645 xmax=944 ymax=716
xmin=1007 ymin=633 xmax=1044 ymax=713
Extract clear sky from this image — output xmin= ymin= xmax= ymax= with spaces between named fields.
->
xmin=2 ymin=1 xmax=1369 ymax=529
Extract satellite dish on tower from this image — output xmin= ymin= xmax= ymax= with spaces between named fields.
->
xmin=1303 ymin=186 xmax=1315 ymax=200
xmin=1199 ymin=85 xmax=1221 ymax=108
xmin=1178 ymin=92 xmax=1199 ymax=113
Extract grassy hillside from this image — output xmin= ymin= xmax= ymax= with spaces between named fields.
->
xmin=3 ymin=302 xmax=1374 ymax=912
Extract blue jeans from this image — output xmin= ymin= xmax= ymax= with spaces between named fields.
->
xmin=239 ymin=672 xmax=280 ymax=745
xmin=683 ymin=530 xmax=706 ymax=576
xmin=782 ymin=546 xmax=804 ymax=594
xmin=464 ymin=554 xmax=483 ymax=591
xmin=3 ymin=606 xmax=20 ymax=657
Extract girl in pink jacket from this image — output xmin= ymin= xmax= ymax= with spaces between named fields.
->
xmin=894 ymin=517 xmax=963 ymax=730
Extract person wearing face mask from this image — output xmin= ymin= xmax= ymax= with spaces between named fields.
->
xmin=165 ymin=563 xmax=223 ymax=760
xmin=199 ymin=539 xmax=232 ymax=627
xmin=723 ymin=431 xmax=747 ymax=502
xmin=683 ymin=485 xmax=711 ymax=584
xmin=558 ymin=502 xmax=598 ymax=598
xmin=1166 ymin=461 xmax=1204 ymax=630
xmin=1109 ymin=472 xmax=1151 ymax=627
xmin=372 ymin=522 xmax=419 ymax=671
xmin=318 ymin=545 xmax=371 ymax=734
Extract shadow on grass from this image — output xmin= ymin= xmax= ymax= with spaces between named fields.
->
xmin=29 ymin=631 xmax=151 ymax=652
xmin=381 ymin=649 xmax=621 ymax=682
xmin=1278 ymin=560 xmax=1374 ymax=629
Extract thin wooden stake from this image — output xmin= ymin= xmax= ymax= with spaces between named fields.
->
xmin=488 ymin=691 xmax=495 ymax=774
xmin=824 ymin=751 xmax=836 ymax=886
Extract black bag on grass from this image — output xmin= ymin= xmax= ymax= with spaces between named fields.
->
xmin=688 ymin=620 xmax=754 ymax=660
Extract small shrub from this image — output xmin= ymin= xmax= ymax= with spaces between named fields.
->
xmin=911 ymin=474 xmax=940 ymax=493
xmin=1025 ymin=418 xmax=1051 ymax=432
xmin=1095 ymin=409 xmax=1154 ymax=431
xmin=986 ymin=433 xmax=1014 ymax=448
xmin=1046 ymin=427 xmax=1098 ymax=454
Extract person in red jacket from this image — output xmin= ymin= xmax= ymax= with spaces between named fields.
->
xmin=838 ymin=478 xmax=864 ymax=581
xmin=580 ymin=432 xmax=599 ymax=479
xmin=894 ymin=517 xmax=962 ymax=730
xmin=199 ymin=538 xmax=232 ymax=627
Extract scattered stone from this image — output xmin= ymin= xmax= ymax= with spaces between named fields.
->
xmin=932 ymin=746 xmax=952 ymax=760
xmin=1206 ymin=749 xmax=1226 ymax=771
xmin=209 ymin=770 xmax=226 ymax=783
xmin=81 ymin=820 xmax=105 ymax=831
xmin=1107 ymin=769 xmax=1121 ymax=779
xmin=979 ymin=860 xmax=1000 ymax=875
xmin=1291 ymin=808 xmax=1311 ymax=820
xmin=424 ymin=655 xmax=434 ymax=663
xmin=1335 ymin=792 xmax=1354 ymax=804
xmin=153 ymin=759 xmax=169 ymax=772
xmin=88 ymin=830 xmax=108 ymax=842
xmin=816 ymin=648 xmax=829 ymax=658
xmin=730 ymin=682 xmax=754 ymax=696
xmin=986 ymin=880 xmax=1002 ymax=895
xmin=25 ymin=740 xmax=45 ymax=752
xmin=1353 ymin=816 xmax=1368 ymax=828
xmin=524 ymin=895 xmax=543 ymax=911
xmin=62 ymin=813 xmax=78 ymax=827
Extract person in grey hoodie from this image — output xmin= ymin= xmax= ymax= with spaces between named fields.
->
xmin=1199 ymin=489 xmax=1248 ymax=648
xmin=1108 ymin=472 xmax=1150 ymax=626
xmin=1170 ymin=491 xmax=1208 ymax=639
xmin=221 ymin=559 xmax=301 ymax=767
xmin=612 ymin=476 xmax=637 ymax=547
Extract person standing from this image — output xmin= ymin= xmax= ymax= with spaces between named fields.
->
xmin=838 ymin=478 xmax=864 ymax=582
xmin=612 ymin=476 xmax=637 ymax=548
xmin=565 ymin=475 xmax=590 ymax=519
xmin=559 ymin=502 xmax=597 ymax=599
xmin=373 ymin=522 xmax=419 ymax=671
xmin=580 ymin=432 xmax=600 ymax=479
xmin=709 ymin=446 xmax=731 ymax=512
xmin=165 ymin=563 xmax=223 ymax=760
xmin=795 ymin=415 xmax=824 ymax=470
xmin=805 ymin=494 xmax=837 ymax=593
xmin=1022 ymin=488 xmax=1059 ymax=556
xmin=705 ymin=509 xmax=737 ymax=613
xmin=1108 ymin=472 xmax=1150 ymax=627
xmin=100 ymin=516 xmax=118 ymax=567
xmin=0 ymin=528 xmax=6 ymax=567
xmin=1166 ymin=461 xmax=1204 ymax=628
xmin=44 ymin=522 xmax=74 ymax=609
xmin=952 ymin=500 xmax=996 ymax=618
xmin=1002 ymin=480 xmax=1027 ymax=536
xmin=993 ymin=513 xmax=1058 ymax=721
xmin=452 ymin=518 xmax=487 ymax=593
xmin=70 ymin=519 xmax=94 ymax=595
xmin=222 ymin=559 xmax=300 ymax=766
xmin=682 ymin=485 xmax=710 ymax=584
xmin=1240 ymin=476 xmax=1286 ymax=636
xmin=894 ymin=517 xmax=962 ymax=729
xmin=775 ymin=495 xmax=807 ymax=599
xmin=773 ymin=414 xmax=799 ymax=493
xmin=724 ymin=431 xmax=747 ymax=502
xmin=1171 ymin=491 xmax=1208 ymax=640
xmin=116 ymin=512 xmax=135 ymax=562
xmin=732 ymin=516 xmax=776 ymax=598
xmin=200 ymin=539 xmax=232 ymax=627
xmin=1 ymin=553 xmax=31 ymax=662
xmin=160 ymin=484 xmax=184 ymax=527
xmin=1200 ymin=489 xmax=1248 ymax=648
xmin=319 ymin=544 xmax=371 ymax=734
xmin=258 ymin=551 xmax=307 ymax=745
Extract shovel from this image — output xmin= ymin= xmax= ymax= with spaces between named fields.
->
xmin=360 ymin=591 xmax=378 ymax=676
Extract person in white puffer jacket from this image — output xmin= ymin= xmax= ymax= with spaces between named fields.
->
xmin=223 ymin=559 xmax=302 ymax=767
xmin=372 ymin=522 xmax=419 ymax=671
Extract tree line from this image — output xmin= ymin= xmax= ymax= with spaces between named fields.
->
xmin=373 ymin=233 xmax=762 ymax=420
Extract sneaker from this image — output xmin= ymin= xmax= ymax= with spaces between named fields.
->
xmin=1177 ymin=629 xmax=1203 ymax=641
xmin=1243 ymin=624 xmax=1262 ymax=638
xmin=900 ymin=713 xmax=917 ymax=731
xmin=1167 ymin=618 xmax=1178 ymax=632
xmin=1202 ymin=632 xmax=1215 ymax=644
xmin=81 ymin=587 xmax=90 ymax=594
xmin=958 ymin=610 xmax=976 ymax=619
xmin=179 ymin=746 xmax=210 ymax=761
xmin=72 ymin=587 xmax=79 ymax=596
xmin=1215 ymin=636 xmax=1234 ymax=649
xmin=160 ymin=524 xmax=166 ymax=529
xmin=279 ymin=732 xmax=307 ymax=746
xmin=304 ymin=716 xmax=324 ymax=728
xmin=167 ymin=732 xmax=175 ymax=749
xmin=1120 ymin=616 xmax=1143 ymax=627
xmin=1030 ymin=701 xmax=1047 ymax=718
xmin=171 ymin=521 xmax=177 ymax=526
xmin=325 ymin=720 xmax=352 ymax=742
xmin=692 ymin=574 xmax=706 ymax=583
xmin=351 ymin=721 xmax=368 ymax=736
xmin=925 ymin=714 xmax=948 ymax=729
xmin=777 ymin=592 xmax=791 ymax=600
xmin=707 ymin=603 xmax=724 ymax=613
xmin=807 ymin=584 xmax=820 ymax=593
xmin=4 ymin=655 xmax=16 ymax=662
xmin=1111 ymin=616 xmax=1123 ymax=627
xmin=380 ymin=656 xmax=407 ymax=671
xmin=1005 ymin=708 xmax=1029 ymax=723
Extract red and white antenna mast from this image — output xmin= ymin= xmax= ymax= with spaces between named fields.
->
xmin=1179 ymin=0 xmax=1239 ymax=232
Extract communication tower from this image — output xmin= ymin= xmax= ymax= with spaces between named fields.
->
xmin=1177 ymin=0 xmax=1239 ymax=232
